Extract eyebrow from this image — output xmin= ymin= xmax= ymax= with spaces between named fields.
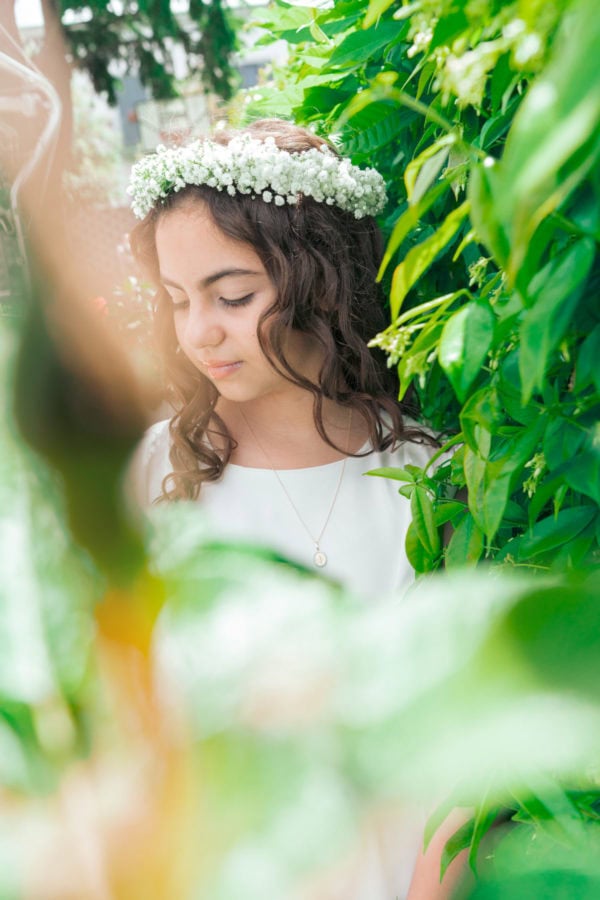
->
xmin=159 ymin=267 xmax=262 ymax=290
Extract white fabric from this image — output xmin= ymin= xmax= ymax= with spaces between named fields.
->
xmin=130 ymin=417 xmax=437 ymax=601
xmin=128 ymin=418 xmax=438 ymax=896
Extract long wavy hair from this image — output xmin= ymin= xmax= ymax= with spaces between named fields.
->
xmin=131 ymin=119 xmax=428 ymax=500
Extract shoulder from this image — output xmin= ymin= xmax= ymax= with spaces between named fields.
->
xmin=126 ymin=418 xmax=172 ymax=509
xmin=378 ymin=410 xmax=441 ymax=466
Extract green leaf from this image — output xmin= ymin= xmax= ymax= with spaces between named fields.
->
xmin=438 ymin=299 xmax=495 ymax=402
xmin=516 ymin=507 xmax=597 ymax=560
xmin=378 ymin=179 xmax=452 ymax=280
xmin=299 ymin=84 xmax=355 ymax=120
xmin=464 ymin=446 xmax=515 ymax=543
xmin=490 ymin=0 xmax=600 ymax=275
xmin=551 ymin=521 xmax=597 ymax=569
xmin=314 ymin=0 xmax=363 ymax=33
xmin=512 ymin=0 xmax=600 ymax=163
xmin=494 ymin=419 xmax=546 ymax=479
xmin=544 ymin=417 xmax=587 ymax=469
xmin=576 ymin=323 xmax=600 ymax=392
xmin=327 ymin=18 xmax=406 ymax=68
xmin=364 ymin=466 xmax=416 ymax=482
xmin=467 ymin=162 xmax=510 ymax=268
xmin=404 ymin=135 xmax=456 ymax=203
xmin=528 ymin=473 xmax=566 ymax=526
xmin=519 ymin=238 xmax=595 ymax=402
xmin=424 ymin=795 xmax=458 ymax=852
xmin=390 ymin=201 xmax=470 ymax=319
xmin=434 ymin=500 xmax=466 ymax=527
xmin=563 ymin=449 xmax=600 ymax=505
xmin=410 ymin=146 xmax=451 ymax=204
xmin=339 ymin=101 xmax=415 ymax=156
xmin=469 ymin=802 xmax=501 ymax=874
xmin=411 ymin=486 xmax=441 ymax=558
xmin=502 ymin=581 xmax=600 ymax=701
xmin=441 ymin=819 xmax=475 ymax=880
xmin=429 ymin=9 xmax=469 ymax=51
xmin=405 ymin=520 xmax=436 ymax=573
xmin=460 ymin=387 xmax=503 ymax=455
xmin=243 ymin=84 xmax=303 ymax=119
xmin=363 ymin=0 xmax=396 ymax=27
xmin=252 ymin=0 xmax=314 ymax=34
xmin=445 ymin=512 xmax=485 ymax=568
xmin=482 ymin=471 xmax=512 ymax=544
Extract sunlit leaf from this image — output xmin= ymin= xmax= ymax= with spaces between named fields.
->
xmin=390 ymin=201 xmax=470 ymax=319
xmin=378 ymin=179 xmax=451 ymax=280
xmin=404 ymin=135 xmax=455 ymax=203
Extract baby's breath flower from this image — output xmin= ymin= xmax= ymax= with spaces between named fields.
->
xmin=127 ymin=134 xmax=387 ymax=220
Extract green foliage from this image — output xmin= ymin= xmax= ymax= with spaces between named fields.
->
xmin=239 ymin=0 xmax=600 ymax=883
xmin=3 ymin=287 xmax=600 ymax=892
xmin=58 ymin=0 xmax=239 ymax=103
xmin=243 ymin=0 xmax=600 ymax=577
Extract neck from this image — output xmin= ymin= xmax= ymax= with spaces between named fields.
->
xmin=215 ymin=390 xmax=367 ymax=469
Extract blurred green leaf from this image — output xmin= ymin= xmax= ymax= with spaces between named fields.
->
xmin=441 ymin=818 xmax=474 ymax=879
xmin=491 ymin=0 xmax=600 ymax=275
xmin=328 ymin=18 xmax=406 ymax=67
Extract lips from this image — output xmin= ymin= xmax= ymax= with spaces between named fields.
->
xmin=202 ymin=360 xmax=243 ymax=379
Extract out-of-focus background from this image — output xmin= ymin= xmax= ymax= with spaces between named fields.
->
xmin=1 ymin=0 xmax=599 ymax=897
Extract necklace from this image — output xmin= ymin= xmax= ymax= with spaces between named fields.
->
xmin=238 ymin=409 xmax=352 ymax=568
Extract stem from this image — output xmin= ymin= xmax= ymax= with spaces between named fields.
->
xmin=424 ymin=432 xmax=464 ymax=473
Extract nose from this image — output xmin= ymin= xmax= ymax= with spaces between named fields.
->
xmin=182 ymin=302 xmax=225 ymax=350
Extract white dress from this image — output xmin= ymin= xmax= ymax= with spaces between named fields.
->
xmin=129 ymin=418 xmax=437 ymax=601
xmin=128 ymin=418 xmax=438 ymax=897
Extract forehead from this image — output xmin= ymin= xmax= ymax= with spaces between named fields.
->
xmin=154 ymin=202 xmax=264 ymax=279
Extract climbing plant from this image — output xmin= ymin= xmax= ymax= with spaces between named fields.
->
xmin=243 ymin=0 xmax=600 ymax=576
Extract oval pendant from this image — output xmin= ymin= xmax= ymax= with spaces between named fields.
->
xmin=314 ymin=549 xmax=327 ymax=567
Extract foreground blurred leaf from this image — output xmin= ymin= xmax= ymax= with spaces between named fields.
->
xmin=486 ymin=0 xmax=600 ymax=279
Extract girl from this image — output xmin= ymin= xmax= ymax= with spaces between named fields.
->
xmin=128 ymin=118 xmax=438 ymax=601
xmin=128 ymin=119 xmax=464 ymax=899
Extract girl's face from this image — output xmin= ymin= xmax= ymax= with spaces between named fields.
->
xmin=155 ymin=203 xmax=319 ymax=408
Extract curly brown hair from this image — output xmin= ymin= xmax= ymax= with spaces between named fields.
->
xmin=130 ymin=119 xmax=427 ymax=500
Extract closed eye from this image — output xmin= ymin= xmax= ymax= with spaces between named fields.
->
xmin=220 ymin=293 xmax=254 ymax=308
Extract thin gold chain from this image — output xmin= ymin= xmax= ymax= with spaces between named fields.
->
xmin=238 ymin=408 xmax=352 ymax=559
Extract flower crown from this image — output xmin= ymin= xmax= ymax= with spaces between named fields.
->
xmin=127 ymin=134 xmax=387 ymax=220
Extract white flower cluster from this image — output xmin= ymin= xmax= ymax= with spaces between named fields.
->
xmin=127 ymin=134 xmax=387 ymax=220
